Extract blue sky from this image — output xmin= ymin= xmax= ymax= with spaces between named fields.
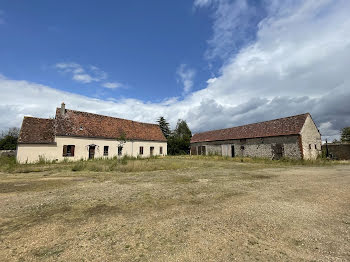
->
xmin=0 ymin=0 xmax=349 ymax=141
xmin=0 ymin=0 xmax=215 ymax=101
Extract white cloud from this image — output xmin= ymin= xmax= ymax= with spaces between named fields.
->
xmin=55 ymin=62 xmax=108 ymax=84
xmin=1 ymin=0 xmax=350 ymax=142
xmin=206 ymin=77 xmax=217 ymax=84
xmin=102 ymin=82 xmax=122 ymax=89
xmin=176 ymin=64 xmax=196 ymax=94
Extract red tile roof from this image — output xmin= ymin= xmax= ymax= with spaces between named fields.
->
xmin=191 ymin=113 xmax=310 ymax=143
xmin=54 ymin=108 xmax=166 ymax=141
xmin=18 ymin=117 xmax=56 ymax=144
xmin=18 ymin=108 xmax=166 ymax=144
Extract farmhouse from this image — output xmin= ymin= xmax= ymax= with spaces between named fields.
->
xmin=17 ymin=103 xmax=167 ymax=163
xmin=191 ymin=113 xmax=321 ymax=160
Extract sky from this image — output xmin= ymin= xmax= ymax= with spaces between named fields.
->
xmin=0 ymin=0 xmax=349 ymax=141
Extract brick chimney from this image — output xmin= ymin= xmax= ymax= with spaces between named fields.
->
xmin=60 ymin=102 xmax=66 ymax=116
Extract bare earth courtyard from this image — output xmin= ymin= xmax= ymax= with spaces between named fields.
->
xmin=0 ymin=157 xmax=349 ymax=261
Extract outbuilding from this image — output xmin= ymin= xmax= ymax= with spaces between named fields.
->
xmin=190 ymin=113 xmax=321 ymax=160
xmin=17 ymin=103 xmax=167 ymax=163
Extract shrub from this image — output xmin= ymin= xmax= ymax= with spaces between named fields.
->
xmin=72 ymin=162 xmax=86 ymax=172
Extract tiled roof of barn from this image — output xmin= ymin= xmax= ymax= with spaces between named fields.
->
xmin=191 ymin=113 xmax=310 ymax=143
xmin=55 ymin=108 xmax=166 ymax=141
xmin=18 ymin=117 xmax=56 ymax=144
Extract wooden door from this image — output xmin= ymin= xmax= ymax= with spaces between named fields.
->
xmin=89 ymin=146 xmax=95 ymax=159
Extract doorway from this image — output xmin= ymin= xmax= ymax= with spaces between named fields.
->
xmin=89 ymin=145 xmax=95 ymax=159
xmin=272 ymin=144 xmax=284 ymax=160
xmin=150 ymin=146 xmax=154 ymax=156
xmin=231 ymin=145 xmax=235 ymax=157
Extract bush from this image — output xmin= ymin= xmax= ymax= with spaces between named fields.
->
xmin=71 ymin=162 xmax=86 ymax=172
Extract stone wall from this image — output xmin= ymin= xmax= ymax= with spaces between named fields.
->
xmin=191 ymin=135 xmax=302 ymax=159
xmin=0 ymin=150 xmax=16 ymax=157
xmin=322 ymin=144 xmax=350 ymax=160
xmin=300 ymin=115 xmax=322 ymax=160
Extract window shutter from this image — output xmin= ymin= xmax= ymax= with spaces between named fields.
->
xmin=71 ymin=145 xmax=75 ymax=156
xmin=63 ymin=145 xmax=67 ymax=156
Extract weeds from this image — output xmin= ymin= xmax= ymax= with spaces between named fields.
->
xmin=0 ymin=155 xmax=348 ymax=175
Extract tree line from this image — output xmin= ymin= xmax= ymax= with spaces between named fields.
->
xmin=157 ymin=117 xmax=192 ymax=155
xmin=0 ymin=127 xmax=20 ymax=150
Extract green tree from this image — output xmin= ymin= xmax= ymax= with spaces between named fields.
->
xmin=157 ymin=116 xmax=171 ymax=138
xmin=167 ymin=119 xmax=192 ymax=155
xmin=340 ymin=127 xmax=350 ymax=143
xmin=0 ymin=127 xmax=20 ymax=150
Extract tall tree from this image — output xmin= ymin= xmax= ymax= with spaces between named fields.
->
xmin=340 ymin=127 xmax=350 ymax=143
xmin=167 ymin=119 xmax=192 ymax=155
xmin=0 ymin=127 xmax=20 ymax=150
xmin=157 ymin=116 xmax=171 ymax=139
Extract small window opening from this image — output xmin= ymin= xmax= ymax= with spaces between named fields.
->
xmin=139 ymin=146 xmax=144 ymax=155
xmin=160 ymin=146 xmax=163 ymax=155
xmin=79 ymin=126 xmax=83 ymax=131
xmin=104 ymin=146 xmax=109 ymax=156
xmin=309 ymin=144 xmax=312 ymax=149
xmin=118 ymin=146 xmax=123 ymax=156
xmin=63 ymin=145 xmax=75 ymax=157
xmin=314 ymin=144 xmax=317 ymax=150
xmin=240 ymin=145 xmax=245 ymax=150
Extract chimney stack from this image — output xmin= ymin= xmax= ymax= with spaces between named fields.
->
xmin=60 ymin=102 xmax=66 ymax=116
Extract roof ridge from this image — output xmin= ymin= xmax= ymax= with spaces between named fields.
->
xmin=193 ymin=113 xmax=309 ymax=135
xmin=23 ymin=116 xmax=53 ymax=120
xmin=56 ymin=108 xmax=159 ymax=126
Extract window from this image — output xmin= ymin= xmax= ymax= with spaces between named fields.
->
xmin=240 ymin=145 xmax=245 ymax=150
xmin=104 ymin=146 xmax=109 ymax=156
xmin=160 ymin=146 xmax=163 ymax=155
xmin=139 ymin=146 xmax=144 ymax=155
xmin=315 ymin=144 xmax=317 ymax=150
xmin=309 ymin=144 xmax=312 ymax=149
xmin=118 ymin=146 xmax=123 ymax=156
xmin=150 ymin=146 xmax=154 ymax=156
xmin=63 ymin=145 xmax=75 ymax=157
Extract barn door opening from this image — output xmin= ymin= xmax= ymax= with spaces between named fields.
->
xmin=89 ymin=145 xmax=95 ymax=159
xmin=197 ymin=146 xmax=206 ymax=155
xmin=150 ymin=146 xmax=154 ymax=156
xmin=231 ymin=145 xmax=235 ymax=157
xmin=201 ymin=146 xmax=206 ymax=155
xmin=272 ymin=144 xmax=284 ymax=160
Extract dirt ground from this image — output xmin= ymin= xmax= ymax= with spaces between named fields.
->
xmin=0 ymin=157 xmax=349 ymax=261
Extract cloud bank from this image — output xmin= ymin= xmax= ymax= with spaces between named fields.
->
xmin=1 ymin=0 xmax=350 ymax=142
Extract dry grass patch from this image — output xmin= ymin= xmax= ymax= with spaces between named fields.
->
xmin=0 ymin=156 xmax=349 ymax=261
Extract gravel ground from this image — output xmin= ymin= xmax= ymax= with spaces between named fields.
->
xmin=0 ymin=158 xmax=349 ymax=261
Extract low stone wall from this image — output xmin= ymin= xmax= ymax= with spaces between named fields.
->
xmin=0 ymin=150 xmax=16 ymax=157
xmin=322 ymin=144 xmax=350 ymax=160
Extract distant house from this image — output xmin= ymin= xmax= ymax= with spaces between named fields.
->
xmin=190 ymin=113 xmax=321 ymax=160
xmin=17 ymin=103 xmax=167 ymax=163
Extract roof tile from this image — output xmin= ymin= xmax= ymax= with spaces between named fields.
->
xmin=191 ymin=113 xmax=309 ymax=143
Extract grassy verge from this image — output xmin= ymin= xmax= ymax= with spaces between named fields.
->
xmin=0 ymin=154 xmax=348 ymax=174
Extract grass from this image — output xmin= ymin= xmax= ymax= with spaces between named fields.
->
xmin=0 ymin=154 xmax=347 ymax=175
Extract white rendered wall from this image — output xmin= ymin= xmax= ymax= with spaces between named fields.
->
xmin=17 ymin=136 xmax=167 ymax=163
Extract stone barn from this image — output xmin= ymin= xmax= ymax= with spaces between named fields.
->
xmin=190 ymin=113 xmax=321 ymax=160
